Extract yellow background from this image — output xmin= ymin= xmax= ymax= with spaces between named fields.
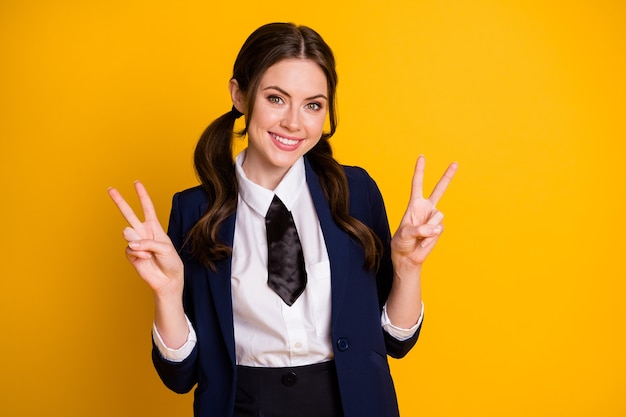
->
xmin=2 ymin=0 xmax=625 ymax=416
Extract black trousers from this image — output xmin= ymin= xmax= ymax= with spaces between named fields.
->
xmin=234 ymin=361 xmax=345 ymax=417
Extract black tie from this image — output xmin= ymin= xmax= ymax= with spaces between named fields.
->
xmin=265 ymin=195 xmax=307 ymax=306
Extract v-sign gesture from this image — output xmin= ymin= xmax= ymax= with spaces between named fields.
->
xmin=108 ymin=181 xmax=184 ymax=299
xmin=108 ymin=181 xmax=189 ymax=348
xmin=391 ymin=155 xmax=458 ymax=269
xmin=386 ymin=156 xmax=457 ymax=329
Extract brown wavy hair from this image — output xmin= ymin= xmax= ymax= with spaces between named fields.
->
xmin=188 ymin=22 xmax=382 ymax=270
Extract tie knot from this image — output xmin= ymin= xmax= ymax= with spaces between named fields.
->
xmin=266 ymin=195 xmax=289 ymax=221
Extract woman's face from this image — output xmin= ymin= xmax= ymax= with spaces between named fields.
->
xmin=241 ymin=58 xmax=328 ymax=189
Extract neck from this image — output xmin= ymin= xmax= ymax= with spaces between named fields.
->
xmin=241 ymin=159 xmax=287 ymax=190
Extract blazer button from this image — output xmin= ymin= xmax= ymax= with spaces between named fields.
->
xmin=336 ymin=338 xmax=349 ymax=351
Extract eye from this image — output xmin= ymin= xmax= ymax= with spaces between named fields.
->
xmin=305 ymin=102 xmax=322 ymax=111
xmin=267 ymin=95 xmax=284 ymax=105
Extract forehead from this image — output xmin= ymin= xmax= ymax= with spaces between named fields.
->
xmin=258 ymin=59 xmax=328 ymax=95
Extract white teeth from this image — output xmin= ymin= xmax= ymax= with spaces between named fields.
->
xmin=272 ymin=133 xmax=299 ymax=146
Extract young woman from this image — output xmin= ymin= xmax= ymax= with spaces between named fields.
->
xmin=109 ymin=22 xmax=457 ymax=417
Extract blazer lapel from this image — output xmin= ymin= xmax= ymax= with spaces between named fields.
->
xmin=305 ymin=159 xmax=350 ymax=328
xmin=199 ymin=202 xmax=237 ymax=366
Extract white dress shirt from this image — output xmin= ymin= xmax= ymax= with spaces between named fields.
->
xmin=153 ymin=151 xmax=422 ymax=364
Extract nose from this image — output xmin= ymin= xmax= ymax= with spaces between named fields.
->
xmin=280 ymin=106 xmax=301 ymax=131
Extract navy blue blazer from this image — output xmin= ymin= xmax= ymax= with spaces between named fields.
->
xmin=153 ymin=158 xmax=421 ymax=417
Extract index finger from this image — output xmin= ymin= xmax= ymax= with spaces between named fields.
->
xmin=408 ymin=155 xmax=426 ymax=203
xmin=133 ymin=180 xmax=160 ymax=223
xmin=428 ymin=161 xmax=458 ymax=206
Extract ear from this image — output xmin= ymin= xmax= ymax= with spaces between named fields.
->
xmin=229 ymin=78 xmax=245 ymax=115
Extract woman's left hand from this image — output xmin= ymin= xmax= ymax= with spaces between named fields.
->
xmin=391 ymin=155 xmax=458 ymax=270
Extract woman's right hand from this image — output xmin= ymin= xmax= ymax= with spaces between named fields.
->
xmin=108 ymin=181 xmax=184 ymax=299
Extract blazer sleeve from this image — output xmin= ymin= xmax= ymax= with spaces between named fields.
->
xmin=348 ymin=166 xmax=422 ymax=358
xmin=150 ymin=191 xmax=199 ymax=394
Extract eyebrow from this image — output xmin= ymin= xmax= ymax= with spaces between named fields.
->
xmin=262 ymin=85 xmax=328 ymax=101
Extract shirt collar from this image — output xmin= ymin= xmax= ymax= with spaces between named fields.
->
xmin=235 ymin=150 xmax=306 ymax=217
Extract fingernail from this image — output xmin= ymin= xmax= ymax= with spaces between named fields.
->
xmin=128 ymin=241 xmax=140 ymax=249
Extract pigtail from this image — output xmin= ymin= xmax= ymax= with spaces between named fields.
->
xmin=186 ymin=110 xmax=241 ymax=270
xmin=307 ymin=139 xmax=382 ymax=271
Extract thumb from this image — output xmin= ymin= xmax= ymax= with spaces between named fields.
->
xmin=123 ymin=227 xmax=142 ymax=242
xmin=128 ymin=239 xmax=174 ymax=255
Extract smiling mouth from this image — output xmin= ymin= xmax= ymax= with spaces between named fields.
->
xmin=270 ymin=132 xmax=301 ymax=146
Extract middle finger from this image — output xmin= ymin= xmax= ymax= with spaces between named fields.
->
xmin=108 ymin=187 xmax=143 ymax=229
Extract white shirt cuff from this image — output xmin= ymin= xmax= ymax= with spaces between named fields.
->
xmin=381 ymin=302 xmax=424 ymax=341
xmin=152 ymin=315 xmax=197 ymax=362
